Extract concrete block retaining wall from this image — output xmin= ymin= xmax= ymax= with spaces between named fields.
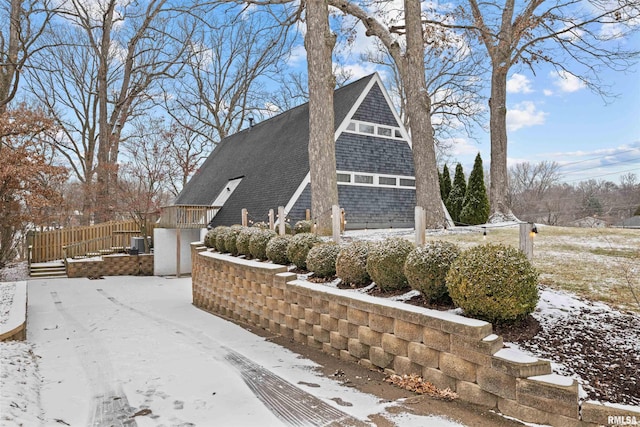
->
xmin=0 ymin=281 xmax=27 ymax=341
xmin=67 ymin=254 xmax=154 ymax=278
xmin=191 ymin=244 xmax=640 ymax=427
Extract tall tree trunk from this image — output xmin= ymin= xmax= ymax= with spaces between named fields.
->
xmin=305 ymin=0 xmax=338 ymax=235
xmin=488 ymin=66 xmax=514 ymax=220
xmin=403 ymin=0 xmax=444 ymax=228
xmin=95 ymin=0 xmax=116 ymax=223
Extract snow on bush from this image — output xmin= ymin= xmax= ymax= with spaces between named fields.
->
xmin=294 ymin=220 xmax=313 ymax=234
xmin=306 ymin=243 xmax=340 ymax=278
xmin=204 ymin=229 xmax=217 ymax=248
xmin=224 ymin=225 xmax=243 ymax=256
xmin=446 ymin=243 xmax=539 ymax=323
xmin=236 ymin=227 xmax=258 ymax=257
xmin=266 ymin=235 xmax=292 ymax=265
xmin=287 ymin=233 xmax=322 ymax=270
xmin=336 ymin=241 xmax=372 ymax=287
xmin=366 ymin=238 xmax=414 ymax=292
xmin=214 ymin=226 xmax=231 ymax=253
xmin=404 ymin=241 xmax=460 ymax=301
xmin=249 ymin=229 xmax=276 ymax=260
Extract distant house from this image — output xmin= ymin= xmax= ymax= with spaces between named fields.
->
xmin=570 ymin=216 xmax=608 ymax=228
xmin=155 ymin=73 xmax=449 ymax=275
xmin=618 ymin=216 xmax=640 ymax=229
xmin=174 ymin=73 xmax=425 ymax=230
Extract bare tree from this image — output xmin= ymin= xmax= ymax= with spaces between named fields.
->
xmin=362 ymin=33 xmax=486 ymax=164
xmin=427 ymin=0 xmax=640 ymax=221
xmin=507 ymin=160 xmax=562 ymax=222
xmin=328 ymin=0 xmax=446 ymax=227
xmin=117 ymin=117 xmax=173 ymax=250
xmin=163 ymin=5 xmax=296 ymax=146
xmin=0 ymin=0 xmax=55 ymax=113
xmin=305 ymin=0 xmax=339 ymax=234
xmin=57 ymin=0 xmax=195 ymax=222
xmin=26 ymin=25 xmax=100 ymax=222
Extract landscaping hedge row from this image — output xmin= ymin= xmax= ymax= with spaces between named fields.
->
xmin=203 ymin=225 xmax=539 ymax=324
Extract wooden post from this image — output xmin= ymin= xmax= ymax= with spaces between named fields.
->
xmin=269 ymin=209 xmax=275 ymax=230
xmin=332 ymin=205 xmax=341 ymax=243
xmin=340 ymin=208 xmax=346 ymax=232
xmin=241 ymin=209 xmax=248 ymax=227
xmin=519 ymin=222 xmax=534 ymax=260
xmin=415 ymin=206 xmax=426 ymax=246
xmin=176 ymin=228 xmax=181 ymax=278
xmin=278 ymin=206 xmax=286 ymax=236
xmin=306 ymin=209 xmax=311 ymax=220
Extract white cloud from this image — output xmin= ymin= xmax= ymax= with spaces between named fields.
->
xmin=286 ymin=44 xmax=307 ymax=67
xmin=550 ymin=70 xmax=586 ymax=93
xmin=507 ymin=73 xmax=533 ymax=94
xmin=336 ymin=62 xmax=379 ymax=81
xmin=543 ymin=89 xmax=554 ymax=96
xmin=449 ymin=138 xmax=480 ymax=156
xmin=507 ymin=101 xmax=547 ymax=131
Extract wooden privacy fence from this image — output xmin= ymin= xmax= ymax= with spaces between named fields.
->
xmin=28 ymin=220 xmax=154 ymax=263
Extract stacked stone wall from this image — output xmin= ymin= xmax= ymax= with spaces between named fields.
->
xmin=67 ymin=254 xmax=154 ymax=278
xmin=191 ymin=244 xmax=640 ymax=426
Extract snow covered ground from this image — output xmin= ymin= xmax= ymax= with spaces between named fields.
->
xmin=1 ymin=276 xmax=465 ymax=427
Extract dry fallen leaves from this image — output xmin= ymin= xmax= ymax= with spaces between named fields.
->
xmin=384 ymin=374 xmax=458 ymax=400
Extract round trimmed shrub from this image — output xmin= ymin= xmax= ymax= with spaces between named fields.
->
xmin=249 ymin=229 xmax=276 ymax=260
xmin=446 ymin=243 xmax=539 ymax=323
xmin=251 ymin=221 xmax=269 ymax=230
xmin=366 ymin=238 xmax=414 ymax=292
xmin=404 ymin=241 xmax=460 ymax=301
xmin=204 ymin=229 xmax=217 ymax=248
xmin=306 ymin=243 xmax=341 ymax=278
xmin=287 ymin=233 xmax=322 ymax=269
xmin=266 ymin=235 xmax=292 ymax=265
xmin=214 ymin=226 xmax=230 ymax=252
xmin=294 ymin=220 xmax=314 ymax=234
xmin=224 ymin=225 xmax=243 ymax=256
xmin=236 ymin=227 xmax=257 ymax=257
xmin=336 ymin=241 xmax=371 ymax=286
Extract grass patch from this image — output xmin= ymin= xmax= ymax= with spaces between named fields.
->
xmin=425 ymin=225 xmax=640 ymax=313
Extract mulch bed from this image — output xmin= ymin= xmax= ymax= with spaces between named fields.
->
xmin=306 ymin=276 xmax=640 ymax=406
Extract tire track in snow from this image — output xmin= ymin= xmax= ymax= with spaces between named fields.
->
xmin=95 ymin=288 xmax=371 ymax=427
xmin=224 ymin=350 xmax=369 ymax=427
xmin=49 ymin=291 xmax=137 ymax=427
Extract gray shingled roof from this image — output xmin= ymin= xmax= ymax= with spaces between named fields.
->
xmin=173 ymin=74 xmax=376 ymax=226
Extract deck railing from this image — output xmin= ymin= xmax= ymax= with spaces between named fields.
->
xmin=28 ymin=219 xmax=153 ymax=263
xmin=157 ymin=205 xmax=218 ymax=229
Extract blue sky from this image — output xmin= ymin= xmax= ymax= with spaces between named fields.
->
xmin=302 ymin=15 xmax=640 ymax=186
xmin=455 ymin=63 xmax=640 ymax=185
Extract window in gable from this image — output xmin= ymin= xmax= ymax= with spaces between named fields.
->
xmin=354 ymin=174 xmax=374 ymax=184
xmin=377 ymin=127 xmax=392 ymax=137
xmin=359 ymin=123 xmax=375 ymax=134
xmin=378 ymin=176 xmax=397 ymax=186
xmin=337 ymin=173 xmax=351 ymax=183
xmin=346 ymin=122 xmax=356 ymax=131
xmin=399 ymin=178 xmax=415 ymax=187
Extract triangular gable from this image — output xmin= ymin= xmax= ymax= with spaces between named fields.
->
xmin=174 ymin=74 xmax=376 ymax=227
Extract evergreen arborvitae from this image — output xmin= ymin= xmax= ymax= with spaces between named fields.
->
xmin=440 ymin=164 xmax=452 ymax=202
xmin=460 ymin=153 xmax=490 ymax=225
xmin=446 ymin=163 xmax=466 ymax=224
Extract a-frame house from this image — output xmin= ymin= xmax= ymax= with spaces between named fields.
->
xmin=155 ymin=73 xmax=429 ymax=275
